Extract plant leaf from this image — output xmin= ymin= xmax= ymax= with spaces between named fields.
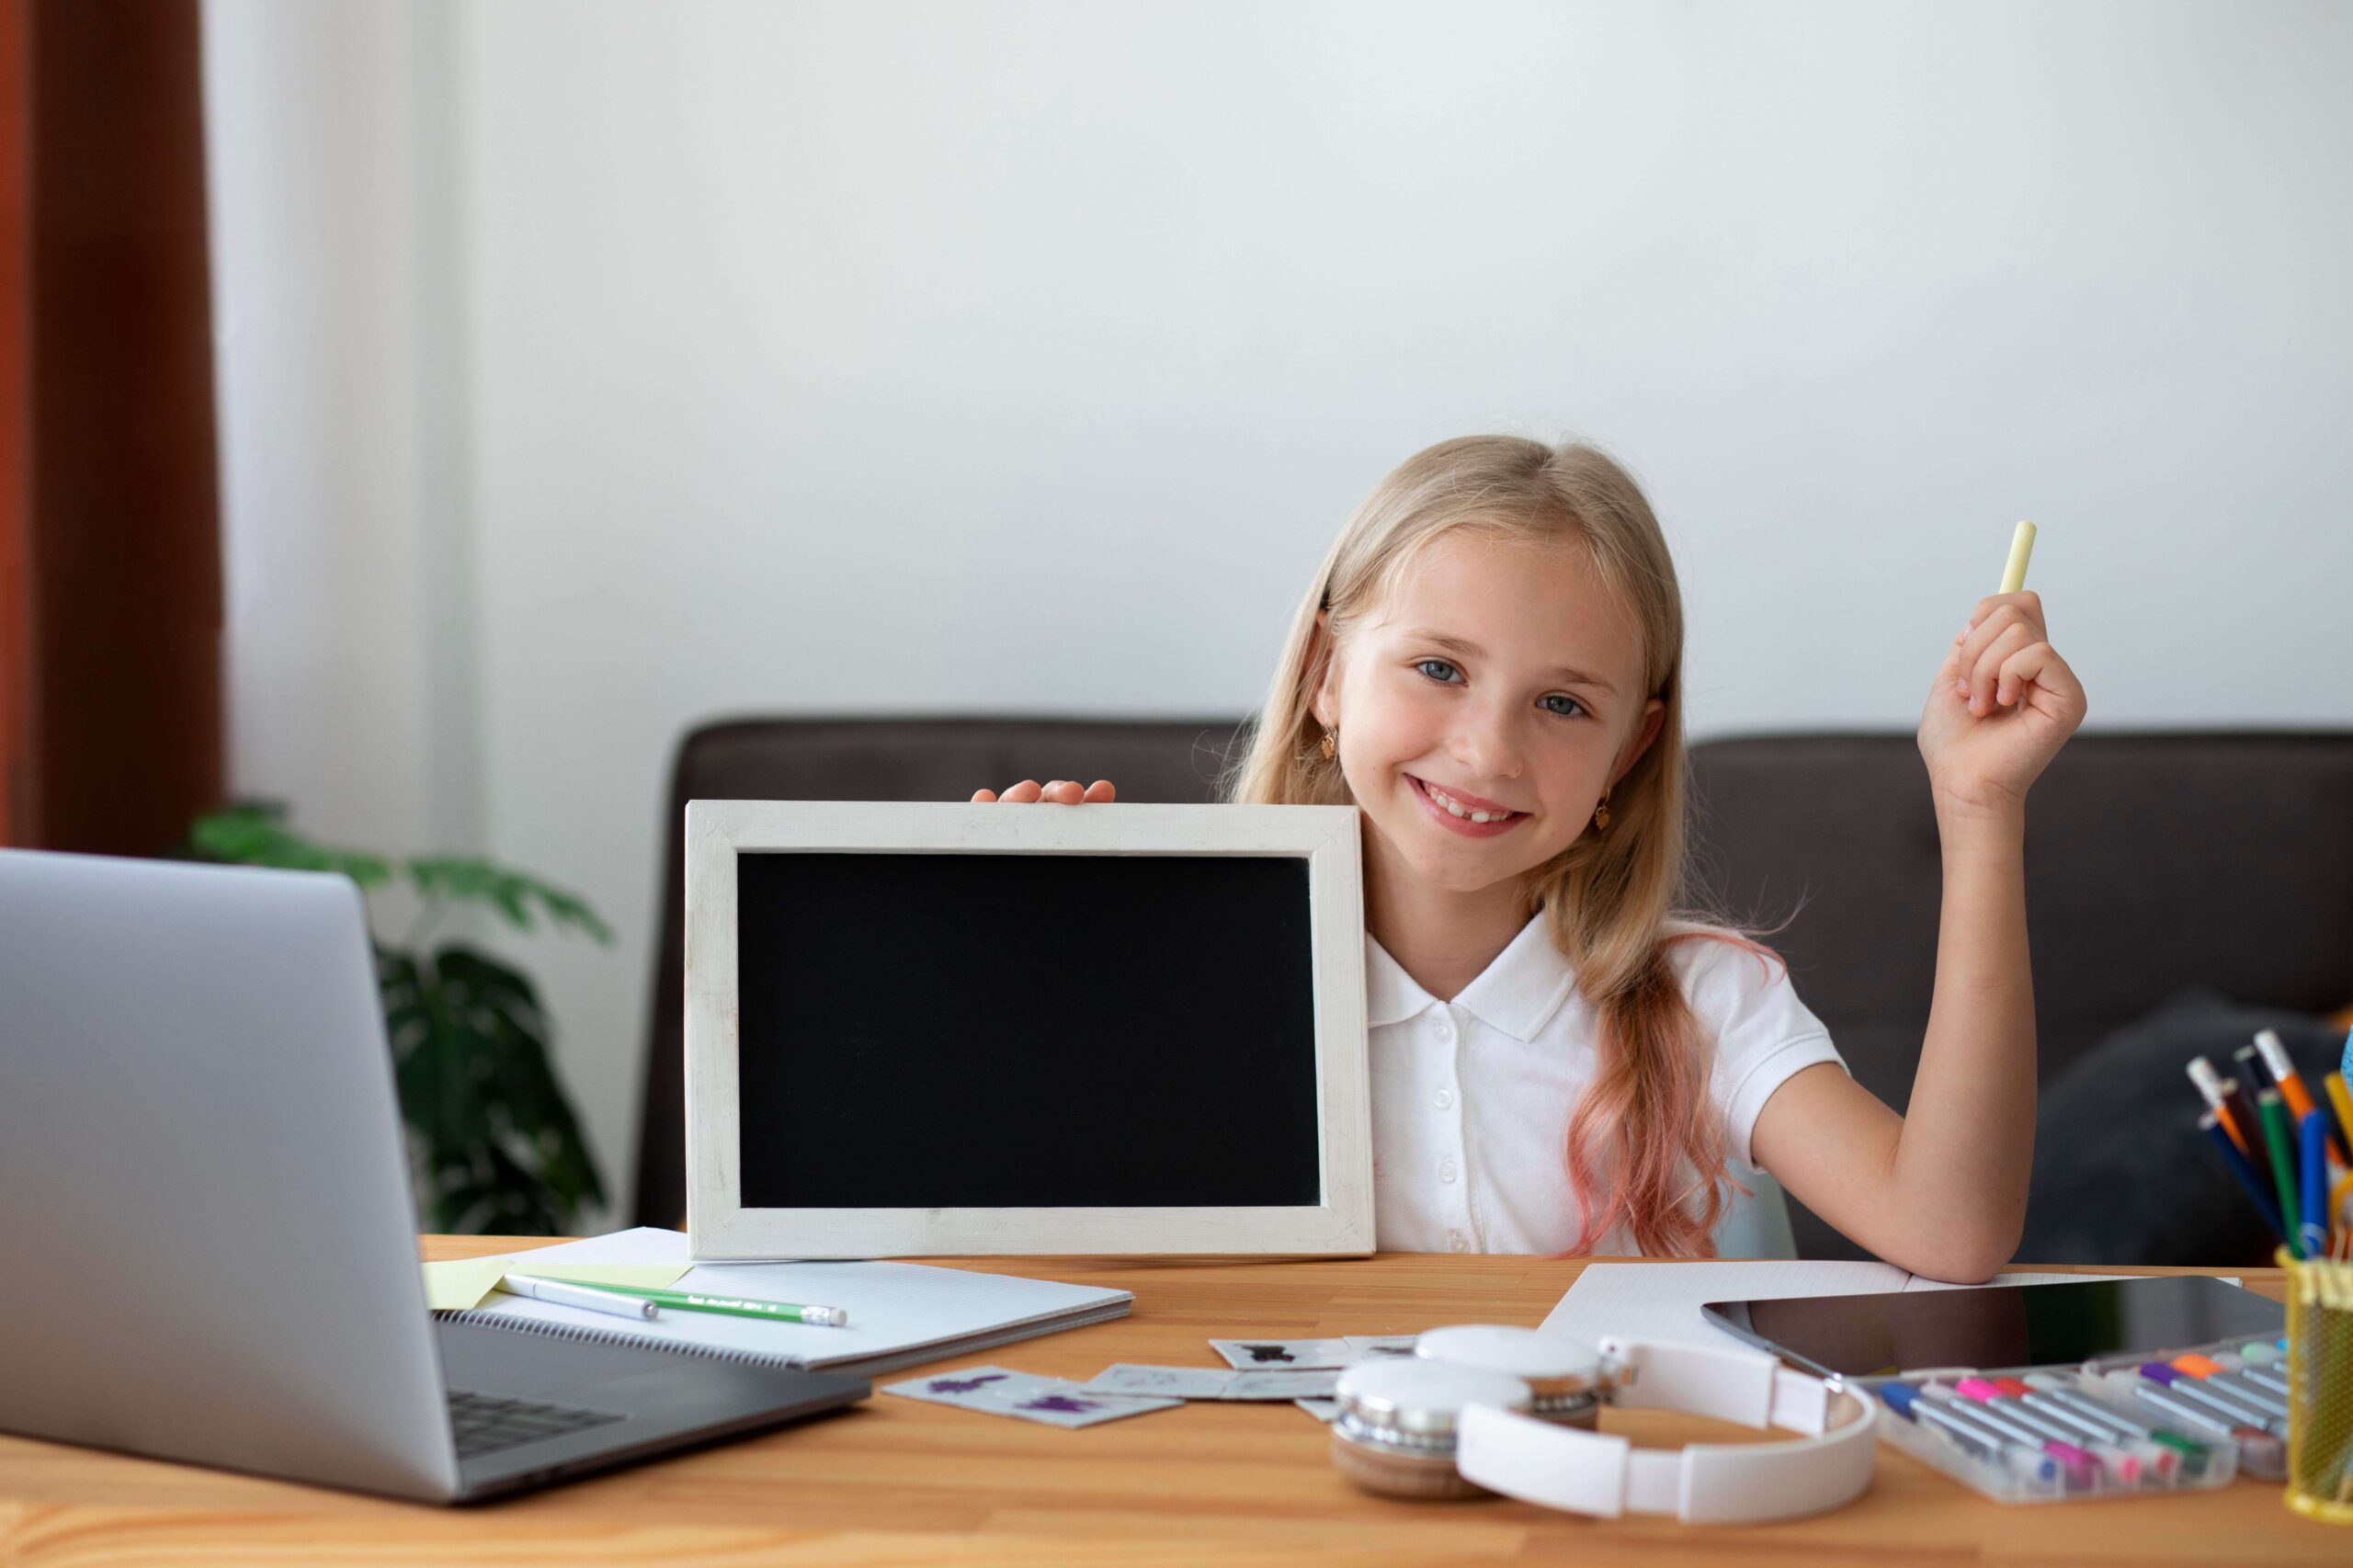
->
xmin=188 ymin=806 xmax=392 ymax=889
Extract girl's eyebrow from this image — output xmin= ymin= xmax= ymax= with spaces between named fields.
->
xmin=1403 ymin=629 xmax=1618 ymax=695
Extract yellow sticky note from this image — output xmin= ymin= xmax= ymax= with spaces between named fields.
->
xmin=421 ymin=1256 xmax=692 ymax=1312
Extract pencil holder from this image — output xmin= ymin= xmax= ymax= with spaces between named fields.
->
xmin=2282 ymin=1249 xmax=2353 ymax=1525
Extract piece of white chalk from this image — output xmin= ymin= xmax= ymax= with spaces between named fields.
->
xmin=1999 ymin=519 xmax=2037 ymax=594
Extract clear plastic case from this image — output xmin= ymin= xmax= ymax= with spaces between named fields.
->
xmin=1845 ymin=1332 xmax=2291 ymax=1504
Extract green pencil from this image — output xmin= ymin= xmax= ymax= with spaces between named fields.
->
xmin=2256 ymin=1089 xmax=2303 ymax=1259
xmin=556 ymin=1281 xmax=850 ymax=1326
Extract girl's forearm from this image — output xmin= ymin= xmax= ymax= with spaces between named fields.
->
xmin=1891 ymin=801 xmax=2039 ymax=1276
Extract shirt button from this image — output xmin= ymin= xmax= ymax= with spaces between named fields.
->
xmin=1434 ymin=1016 xmax=1455 ymax=1042
xmin=1438 ymin=1157 xmax=1458 ymax=1183
xmin=1448 ymin=1231 xmax=1470 ymax=1254
xmin=1434 ymin=1087 xmax=1454 ymax=1109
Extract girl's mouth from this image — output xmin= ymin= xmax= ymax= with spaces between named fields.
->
xmin=1408 ymin=775 xmax=1527 ymax=837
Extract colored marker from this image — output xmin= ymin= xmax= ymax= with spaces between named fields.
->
xmin=1967 ymin=1379 xmax=2143 ymax=1483
xmin=2200 ymin=1110 xmax=2286 ymax=1246
xmin=1998 ymin=520 xmax=2038 ymax=594
xmin=2102 ymin=1371 xmax=2256 ymax=1442
xmin=2239 ymin=1341 xmax=2283 ymax=1367
xmin=2302 ymin=1108 xmax=2332 ymax=1257
xmin=2018 ymin=1374 xmax=2199 ymax=1478
xmin=2256 ymin=1089 xmax=2303 ymax=1256
xmin=495 ymin=1273 xmax=660 ymax=1321
xmin=2207 ymin=1352 xmax=2290 ymax=1396
xmin=1992 ymin=1378 xmax=2166 ymax=1482
xmin=2255 ymin=1028 xmax=2319 ymax=1124
xmin=561 ymin=1284 xmax=850 ymax=1325
xmin=2135 ymin=1363 xmax=2283 ymax=1435
xmin=1930 ymin=1382 xmax=2095 ymax=1486
xmin=2169 ymin=1355 xmax=2290 ymax=1419
xmin=2223 ymin=1075 xmax=2268 ymax=1167
xmin=2174 ymin=1054 xmax=2249 ymax=1153
xmin=2325 ymin=1070 xmax=2353 ymax=1165
xmin=2188 ymin=1058 xmax=2249 ymax=1153
xmin=2105 ymin=1378 xmax=2287 ymax=1482
xmin=1872 ymin=1384 xmax=2061 ymax=1478
xmin=1878 ymin=1383 xmax=2007 ymax=1464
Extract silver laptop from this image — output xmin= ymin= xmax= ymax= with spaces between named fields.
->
xmin=0 ymin=848 xmax=867 ymax=1503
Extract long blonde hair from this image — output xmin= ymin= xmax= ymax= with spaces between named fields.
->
xmin=1223 ymin=434 xmax=1765 ymax=1256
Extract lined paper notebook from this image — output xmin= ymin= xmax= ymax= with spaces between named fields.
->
xmin=435 ymin=1228 xmax=1131 ymax=1378
xmin=1538 ymin=1261 xmax=2141 ymax=1352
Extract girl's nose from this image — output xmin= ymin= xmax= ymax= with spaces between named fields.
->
xmin=1449 ymin=706 xmax=1526 ymax=781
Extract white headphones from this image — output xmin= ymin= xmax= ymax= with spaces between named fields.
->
xmin=1450 ymin=1334 xmax=1878 ymax=1524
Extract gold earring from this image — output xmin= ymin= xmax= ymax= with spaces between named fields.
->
xmin=1319 ymin=725 xmax=1338 ymax=761
xmin=1593 ymin=788 xmax=1611 ymax=832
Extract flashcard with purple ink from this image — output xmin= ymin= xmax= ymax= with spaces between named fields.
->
xmin=882 ymin=1365 xmax=1181 ymax=1428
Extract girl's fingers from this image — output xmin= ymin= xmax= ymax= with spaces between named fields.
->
xmin=1963 ymin=589 xmax=2046 ymax=641
xmin=1996 ymin=641 xmax=2086 ymax=715
xmin=1967 ymin=622 xmax=2034 ymax=714
xmin=962 ymin=779 xmax=1120 ymax=806
xmin=1954 ymin=601 xmax=2028 ymax=680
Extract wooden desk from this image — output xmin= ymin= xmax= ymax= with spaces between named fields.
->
xmin=0 ymin=1240 xmax=2336 ymax=1566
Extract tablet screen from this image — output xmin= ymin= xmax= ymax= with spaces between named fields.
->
xmin=734 ymin=849 xmax=1324 ymax=1210
xmin=1701 ymin=1276 xmax=2285 ymax=1377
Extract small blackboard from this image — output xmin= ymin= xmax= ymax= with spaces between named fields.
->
xmin=736 ymin=851 xmax=1321 ymax=1210
xmin=685 ymin=801 xmax=1372 ymax=1256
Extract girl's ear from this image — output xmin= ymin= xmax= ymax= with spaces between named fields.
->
xmin=1612 ymin=697 xmax=1667 ymax=787
xmin=1306 ymin=610 xmax=1339 ymax=728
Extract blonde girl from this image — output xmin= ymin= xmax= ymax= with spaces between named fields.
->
xmin=977 ymin=436 xmax=2085 ymax=1278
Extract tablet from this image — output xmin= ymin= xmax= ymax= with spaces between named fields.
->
xmin=1700 ymin=1276 xmax=2285 ymax=1379
xmin=683 ymin=799 xmax=1373 ymax=1258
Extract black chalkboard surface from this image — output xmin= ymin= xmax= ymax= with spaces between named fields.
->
xmin=735 ymin=850 xmax=1324 ymax=1210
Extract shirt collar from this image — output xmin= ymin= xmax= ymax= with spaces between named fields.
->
xmin=1363 ymin=911 xmax=1579 ymax=1042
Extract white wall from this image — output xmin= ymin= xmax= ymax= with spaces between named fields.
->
xmin=206 ymin=0 xmax=2353 ymax=1222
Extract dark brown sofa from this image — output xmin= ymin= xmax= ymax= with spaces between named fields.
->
xmin=631 ymin=721 xmax=2353 ymax=1262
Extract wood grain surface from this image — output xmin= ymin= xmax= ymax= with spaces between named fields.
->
xmin=0 ymin=1238 xmax=2336 ymax=1566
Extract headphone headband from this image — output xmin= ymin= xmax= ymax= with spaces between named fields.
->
xmin=1453 ymin=1335 xmax=1878 ymax=1524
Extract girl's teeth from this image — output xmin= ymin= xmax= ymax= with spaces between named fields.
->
xmin=1425 ymin=781 xmax=1506 ymax=824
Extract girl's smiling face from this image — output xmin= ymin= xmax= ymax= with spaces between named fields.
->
xmin=1313 ymin=529 xmax=1665 ymax=898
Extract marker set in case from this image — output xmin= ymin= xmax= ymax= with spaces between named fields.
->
xmin=1853 ymin=1335 xmax=2292 ymax=1503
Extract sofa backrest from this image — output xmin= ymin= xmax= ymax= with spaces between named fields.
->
xmin=631 ymin=722 xmax=2353 ymax=1259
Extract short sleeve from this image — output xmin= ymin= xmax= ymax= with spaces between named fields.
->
xmin=1669 ymin=927 xmax=1847 ymax=1170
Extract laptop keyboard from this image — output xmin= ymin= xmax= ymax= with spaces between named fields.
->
xmin=448 ymin=1389 xmax=625 ymax=1460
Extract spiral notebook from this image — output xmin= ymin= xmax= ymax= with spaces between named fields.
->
xmin=434 ymin=1228 xmax=1131 ymax=1378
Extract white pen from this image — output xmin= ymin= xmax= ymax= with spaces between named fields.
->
xmin=498 ymin=1272 xmax=661 ymax=1322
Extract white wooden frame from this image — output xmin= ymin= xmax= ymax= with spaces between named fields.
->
xmin=684 ymin=799 xmax=1373 ymax=1259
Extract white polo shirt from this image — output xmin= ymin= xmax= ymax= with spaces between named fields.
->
xmin=1367 ymin=913 xmax=1846 ymax=1256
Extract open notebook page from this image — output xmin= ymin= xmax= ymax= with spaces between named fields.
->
xmin=449 ymin=1228 xmax=1129 ymax=1370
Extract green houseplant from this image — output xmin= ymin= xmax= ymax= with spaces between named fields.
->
xmin=188 ymin=804 xmax=611 ymax=1234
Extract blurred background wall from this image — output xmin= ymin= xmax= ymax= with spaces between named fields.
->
xmin=199 ymin=0 xmax=2353 ymax=1224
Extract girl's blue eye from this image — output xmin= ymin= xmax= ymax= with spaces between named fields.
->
xmin=1421 ymin=654 xmax=1590 ymax=715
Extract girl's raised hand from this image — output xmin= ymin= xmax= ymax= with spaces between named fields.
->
xmin=1917 ymin=590 xmax=2086 ymax=818
xmin=969 ymin=778 xmax=1117 ymax=804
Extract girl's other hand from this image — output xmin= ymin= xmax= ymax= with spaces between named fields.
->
xmin=969 ymin=779 xmax=1116 ymax=803
xmin=1918 ymin=590 xmax=2086 ymax=819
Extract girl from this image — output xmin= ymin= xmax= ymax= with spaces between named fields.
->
xmin=975 ymin=436 xmax=2085 ymax=1280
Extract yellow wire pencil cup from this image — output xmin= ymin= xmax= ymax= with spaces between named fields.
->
xmin=2283 ymin=1249 xmax=2353 ymax=1524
